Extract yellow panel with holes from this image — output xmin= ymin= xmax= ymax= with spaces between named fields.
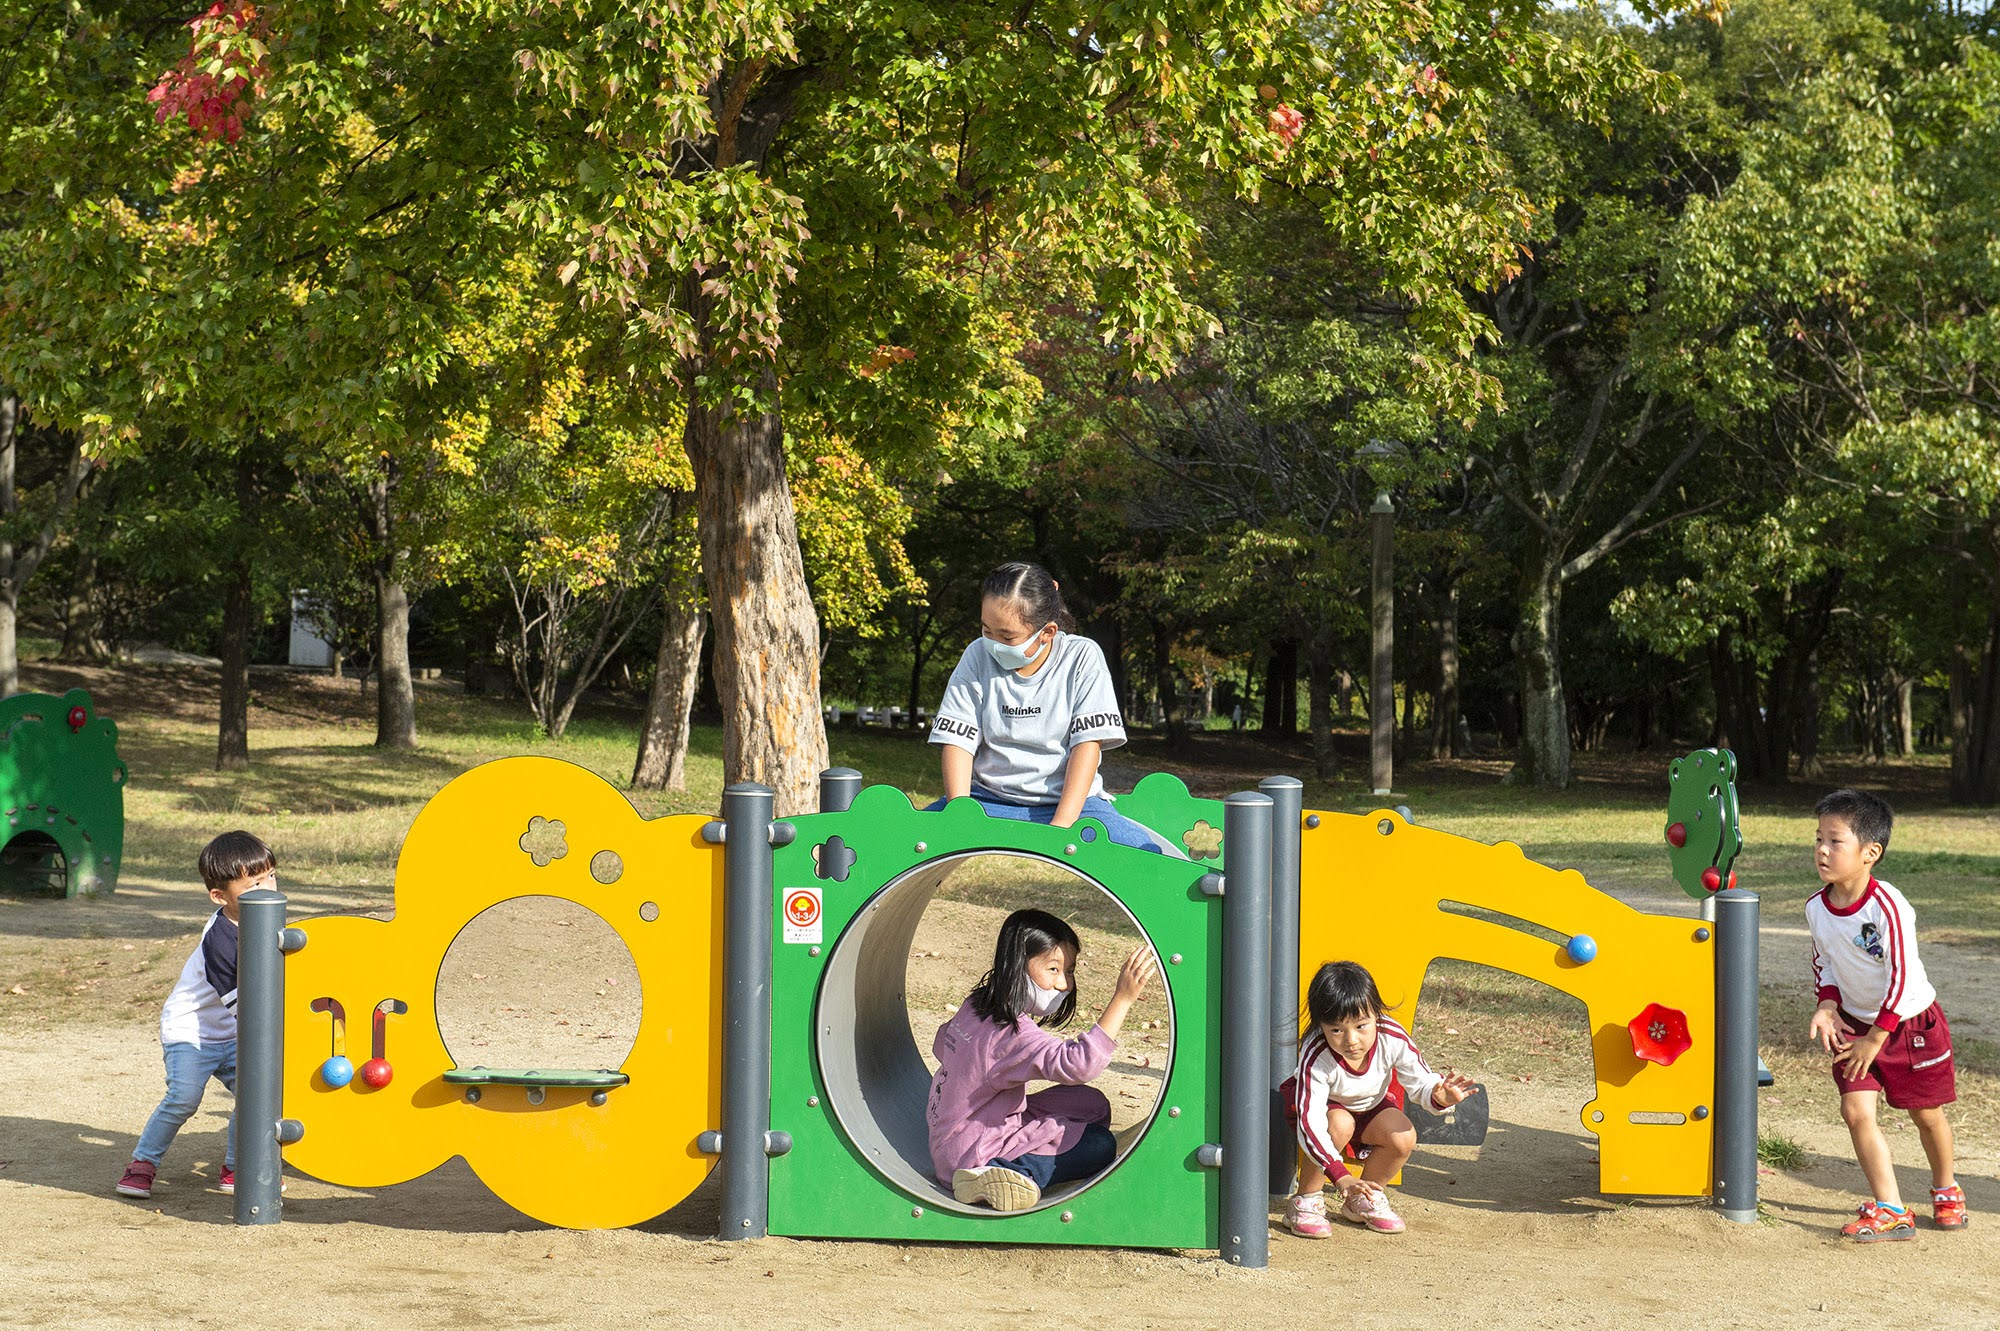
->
xmin=1298 ymin=809 xmax=1716 ymax=1197
xmin=282 ymin=757 xmax=722 ymax=1228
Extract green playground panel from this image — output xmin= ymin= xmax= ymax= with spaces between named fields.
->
xmin=441 ymin=1067 xmax=630 ymax=1088
xmin=0 ymin=688 xmax=128 ymax=897
xmin=767 ymin=782 xmax=1227 ymax=1249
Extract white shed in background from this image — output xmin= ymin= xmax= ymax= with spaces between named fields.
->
xmin=288 ymin=594 xmax=338 ymax=668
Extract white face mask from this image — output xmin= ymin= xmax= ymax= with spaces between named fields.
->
xmin=1028 ymin=980 xmax=1065 ymax=1016
xmin=985 ymin=626 xmax=1052 ymax=671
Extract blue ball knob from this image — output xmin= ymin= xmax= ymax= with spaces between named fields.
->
xmin=1566 ymin=934 xmax=1598 ymax=965
xmin=320 ymin=1055 xmax=355 ymax=1088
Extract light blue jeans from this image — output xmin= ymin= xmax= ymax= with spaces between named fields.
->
xmin=134 ymin=1040 xmax=237 ymax=1169
xmin=926 ymin=788 xmax=1167 ymax=854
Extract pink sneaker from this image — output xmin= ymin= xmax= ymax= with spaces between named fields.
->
xmin=1284 ymin=1192 xmax=1333 ymax=1239
xmin=115 ymin=1159 xmax=157 ymax=1199
xmin=217 ymin=1168 xmax=284 ymax=1195
xmin=1338 ymin=1186 xmax=1406 ymax=1233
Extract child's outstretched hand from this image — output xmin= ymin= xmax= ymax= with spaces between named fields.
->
xmin=1429 ymin=1071 xmax=1478 ymax=1110
xmin=1113 ymin=946 xmax=1158 ymax=1005
xmin=1096 ymin=946 xmax=1159 ymax=1040
xmin=1807 ymin=1005 xmax=1852 ymax=1055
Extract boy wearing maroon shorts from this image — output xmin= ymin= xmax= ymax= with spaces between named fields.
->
xmin=1806 ymin=790 xmax=1966 ymax=1241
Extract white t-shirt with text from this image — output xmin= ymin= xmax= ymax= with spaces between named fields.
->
xmin=929 ymin=632 xmax=1126 ymax=805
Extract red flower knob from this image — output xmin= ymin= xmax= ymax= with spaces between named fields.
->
xmin=67 ymin=705 xmax=87 ymax=732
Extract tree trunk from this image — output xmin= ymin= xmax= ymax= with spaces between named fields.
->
xmin=1947 ymin=567 xmax=2000 ymax=804
xmin=368 ymin=472 xmax=418 ymax=750
xmin=58 ymin=541 xmax=108 ymax=662
xmin=634 ymin=581 xmax=708 ymax=792
xmin=1306 ymin=634 xmax=1337 ymax=780
xmin=1151 ymin=618 xmax=1190 ymax=754
xmin=1897 ymin=677 xmax=1915 ymax=757
xmin=1435 ymin=585 xmax=1461 ymax=759
xmin=0 ymin=392 xmax=15 ymax=695
xmin=216 ymin=557 xmax=253 ymax=771
xmin=681 ymin=357 xmax=827 ymax=815
xmin=1511 ymin=552 xmax=1571 ymax=789
xmin=0 ymin=403 xmax=93 ymax=696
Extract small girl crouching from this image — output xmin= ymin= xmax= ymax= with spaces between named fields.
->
xmin=926 ymin=908 xmax=1157 ymax=1211
xmin=1283 ymin=960 xmax=1478 ymax=1236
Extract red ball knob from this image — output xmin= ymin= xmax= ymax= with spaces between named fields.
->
xmin=1666 ymin=821 xmax=1687 ymax=849
xmin=1727 ymin=869 xmax=1737 ymax=890
xmin=1701 ymin=867 xmax=1722 ymax=893
xmin=67 ymin=705 xmax=87 ymax=732
xmin=359 ymin=1057 xmax=394 ymax=1088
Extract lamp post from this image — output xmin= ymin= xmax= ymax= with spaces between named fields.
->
xmin=1370 ymin=490 xmax=1395 ymax=796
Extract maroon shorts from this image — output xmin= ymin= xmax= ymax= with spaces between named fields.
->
xmin=1831 ymin=1001 xmax=1956 ymax=1110
xmin=1279 ymin=1077 xmax=1405 ymax=1162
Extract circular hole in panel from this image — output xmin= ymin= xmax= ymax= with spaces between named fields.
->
xmin=1377 ymin=818 xmax=1395 ymax=836
xmin=590 ymin=850 xmax=624 ymax=884
xmin=437 ymin=896 xmax=641 ymax=1071
xmin=817 ymin=851 xmax=1173 ymax=1218
xmin=638 ymin=901 xmax=660 ymax=923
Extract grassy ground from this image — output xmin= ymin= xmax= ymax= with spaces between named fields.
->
xmin=7 ymin=659 xmax=1996 ymax=1145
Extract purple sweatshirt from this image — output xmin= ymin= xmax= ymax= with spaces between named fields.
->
xmin=925 ymin=996 xmax=1116 ymax=1183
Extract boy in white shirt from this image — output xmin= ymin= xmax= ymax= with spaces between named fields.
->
xmin=1806 ymin=790 xmax=1965 ymax=1240
xmin=115 ymin=831 xmax=275 ymax=1201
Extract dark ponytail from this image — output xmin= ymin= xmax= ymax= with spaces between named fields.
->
xmin=982 ymin=561 xmax=1076 ymax=633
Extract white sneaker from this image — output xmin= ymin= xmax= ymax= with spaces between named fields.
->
xmin=952 ymin=1166 xmax=1041 ymax=1212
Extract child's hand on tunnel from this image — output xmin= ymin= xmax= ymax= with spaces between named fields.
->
xmin=1429 ymin=1071 xmax=1478 ymax=1110
xmin=1113 ymin=946 xmax=1158 ymax=1006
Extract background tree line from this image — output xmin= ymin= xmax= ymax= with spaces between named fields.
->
xmin=3 ymin=0 xmax=1995 ymax=803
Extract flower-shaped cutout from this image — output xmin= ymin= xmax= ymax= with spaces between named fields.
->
xmin=1182 ymin=820 xmax=1223 ymax=861
xmin=1627 ymin=1002 xmax=1692 ymax=1066
xmin=519 ymin=816 xmax=568 ymax=867
xmin=812 ymin=835 xmax=856 ymax=883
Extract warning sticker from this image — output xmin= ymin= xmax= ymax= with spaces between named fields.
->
xmin=782 ymin=886 xmax=823 ymax=945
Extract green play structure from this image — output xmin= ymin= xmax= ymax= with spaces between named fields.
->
xmin=768 ymin=773 xmax=1234 ymax=1249
xmin=0 ymin=688 xmax=128 ymax=896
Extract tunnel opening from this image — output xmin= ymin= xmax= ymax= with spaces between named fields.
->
xmin=816 ymin=850 xmax=1174 ymax=1217
xmin=0 ymin=831 xmax=67 ymax=898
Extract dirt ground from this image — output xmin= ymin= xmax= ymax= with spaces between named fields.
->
xmin=5 ymin=858 xmax=1999 ymax=1331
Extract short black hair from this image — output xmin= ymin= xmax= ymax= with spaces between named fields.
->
xmin=198 ymin=830 xmax=275 ymax=893
xmin=1305 ymin=960 xmax=1390 ymax=1028
xmin=982 ymin=561 xmax=1077 ymax=633
xmin=1815 ymin=789 xmax=1893 ymax=859
xmin=967 ymin=908 xmax=1081 ymax=1028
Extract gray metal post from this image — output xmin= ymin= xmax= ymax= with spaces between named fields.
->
xmin=818 ymin=767 xmax=863 ymax=814
xmin=718 ymin=782 xmax=778 ymax=1239
xmin=1220 ymin=791 xmax=1274 ymax=1267
xmin=1370 ymin=492 xmax=1395 ymax=795
xmin=1259 ymin=775 xmax=1303 ymax=1200
xmin=1713 ymin=886 xmax=1760 ymax=1222
xmin=235 ymin=888 xmax=292 ymax=1225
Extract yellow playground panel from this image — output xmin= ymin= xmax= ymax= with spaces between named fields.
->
xmin=281 ymin=758 xmax=724 ymax=1228
xmin=1299 ymin=809 xmax=1716 ymax=1198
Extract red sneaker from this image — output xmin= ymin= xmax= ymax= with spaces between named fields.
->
xmin=115 ymin=1159 xmax=157 ymax=1199
xmin=1932 ymin=1184 xmax=1969 ymax=1230
xmin=218 ymin=1167 xmax=234 ymax=1194
xmin=1840 ymin=1201 xmax=1916 ymax=1242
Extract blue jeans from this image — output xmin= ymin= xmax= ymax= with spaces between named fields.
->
xmin=992 ymin=1121 xmax=1118 ymax=1189
xmin=134 ymin=1040 xmax=237 ymax=1169
xmin=926 ymin=789 xmax=1166 ymax=854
